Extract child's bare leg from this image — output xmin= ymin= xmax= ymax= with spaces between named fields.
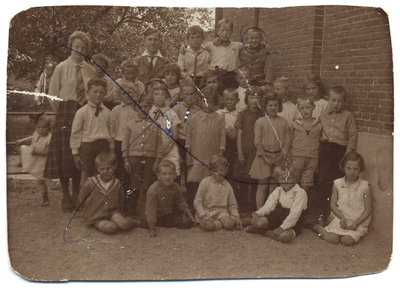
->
xmin=312 ymin=224 xmax=340 ymax=244
xmin=95 ymin=220 xmax=120 ymax=234
xmin=38 ymin=180 xmax=49 ymax=206
xmin=111 ymin=213 xmax=141 ymax=231
xmin=340 ymin=235 xmax=356 ymax=246
xmin=60 ymin=177 xmax=72 ymax=212
xmin=219 ymin=216 xmax=236 ymax=230
xmin=256 ymin=179 xmax=268 ymax=210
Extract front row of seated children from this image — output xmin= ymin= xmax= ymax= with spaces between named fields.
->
xmin=78 ymin=146 xmax=371 ymax=246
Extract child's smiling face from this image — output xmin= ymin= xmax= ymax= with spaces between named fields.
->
xmin=87 ymin=84 xmax=106 ymax=106
xmin=246 ymin=30 xmax=262 ymax=49
xmin=265 ymin=99 xmax=279 ymax=117
xmin=157 ymin=166 xmax=176 ymax=187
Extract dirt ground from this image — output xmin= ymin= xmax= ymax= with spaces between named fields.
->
xmin=6 ymin=165 xmax=393 ymax=282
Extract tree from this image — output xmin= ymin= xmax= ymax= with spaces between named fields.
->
xmin=7 ymin=6 xmax=214 ymax=86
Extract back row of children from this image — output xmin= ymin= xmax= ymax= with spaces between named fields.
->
xmin=19 ymin=18 xmax=371 ymax=245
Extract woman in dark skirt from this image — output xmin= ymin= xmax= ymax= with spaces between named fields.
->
xmin=44 ymin=31 xmax=96 ymax=212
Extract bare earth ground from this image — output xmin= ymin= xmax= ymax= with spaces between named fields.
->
xmin=6 ymin=157 xmax=392 ymax=281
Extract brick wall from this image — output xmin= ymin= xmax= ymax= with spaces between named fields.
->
xmin=320 ymin=6 xmax=393 ymax=136
xmin=222 ymin=6 xmax=393 ymax=136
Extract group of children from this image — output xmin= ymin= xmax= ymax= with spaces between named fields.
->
xmin=16 ymin=18 xmax=372 ymax=245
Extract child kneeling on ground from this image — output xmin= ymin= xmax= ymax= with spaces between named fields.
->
xmin=244 ymin=164 xmax=307 ymax=243
xmin=78 ymin=151 xmax=140 ymax=234
xmin=143 ymin=160 xmax=195 ymax=238
xmin=194 ymin=154 xmax=242 ymax=231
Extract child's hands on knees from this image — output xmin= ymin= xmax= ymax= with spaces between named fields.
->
xmin=124 ymin=159 xmax=131 ymax=173
xmin=273 ymin=227 xmax=284 ymax=236
xmin=73 ymin=155 xmax=83 ymax=171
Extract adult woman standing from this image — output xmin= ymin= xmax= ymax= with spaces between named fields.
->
xmin=44 ymin=31 xmax=96 ymax=212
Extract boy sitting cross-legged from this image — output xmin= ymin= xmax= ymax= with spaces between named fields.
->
xmin=78 ymin=151 xmax=140 ymax=234
xmin=142 ymin=160 xmax=195 ymax=238
xmin=194 ymin=154 xmax=242 ymax=231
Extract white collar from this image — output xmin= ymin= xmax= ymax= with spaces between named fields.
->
xmin=142 ymin=50 xmax=163 ymax=58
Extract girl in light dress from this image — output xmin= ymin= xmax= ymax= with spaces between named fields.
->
xmin=313 ymin=151 xmax=372 ymax=245
xmin=16 ymin=114 xmax=52 ymax=206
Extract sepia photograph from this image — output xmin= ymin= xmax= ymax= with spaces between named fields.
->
xmin=3 ymin=0 xmax=396 ymax=284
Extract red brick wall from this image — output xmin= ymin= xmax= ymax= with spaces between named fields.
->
xmin=320 ymin=6 xmax=393 ymax=136
xmin=221 ymin=6 xmax=393 ymax=135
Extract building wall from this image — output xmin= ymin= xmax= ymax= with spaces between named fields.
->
xmin=321 ymin=6 xmax=393 ymax=136
xmin=222 ymin=6 xmax=393 ymax=241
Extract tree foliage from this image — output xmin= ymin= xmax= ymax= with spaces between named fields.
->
xmin=8 ymin=6 xmax=214 ymax=86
